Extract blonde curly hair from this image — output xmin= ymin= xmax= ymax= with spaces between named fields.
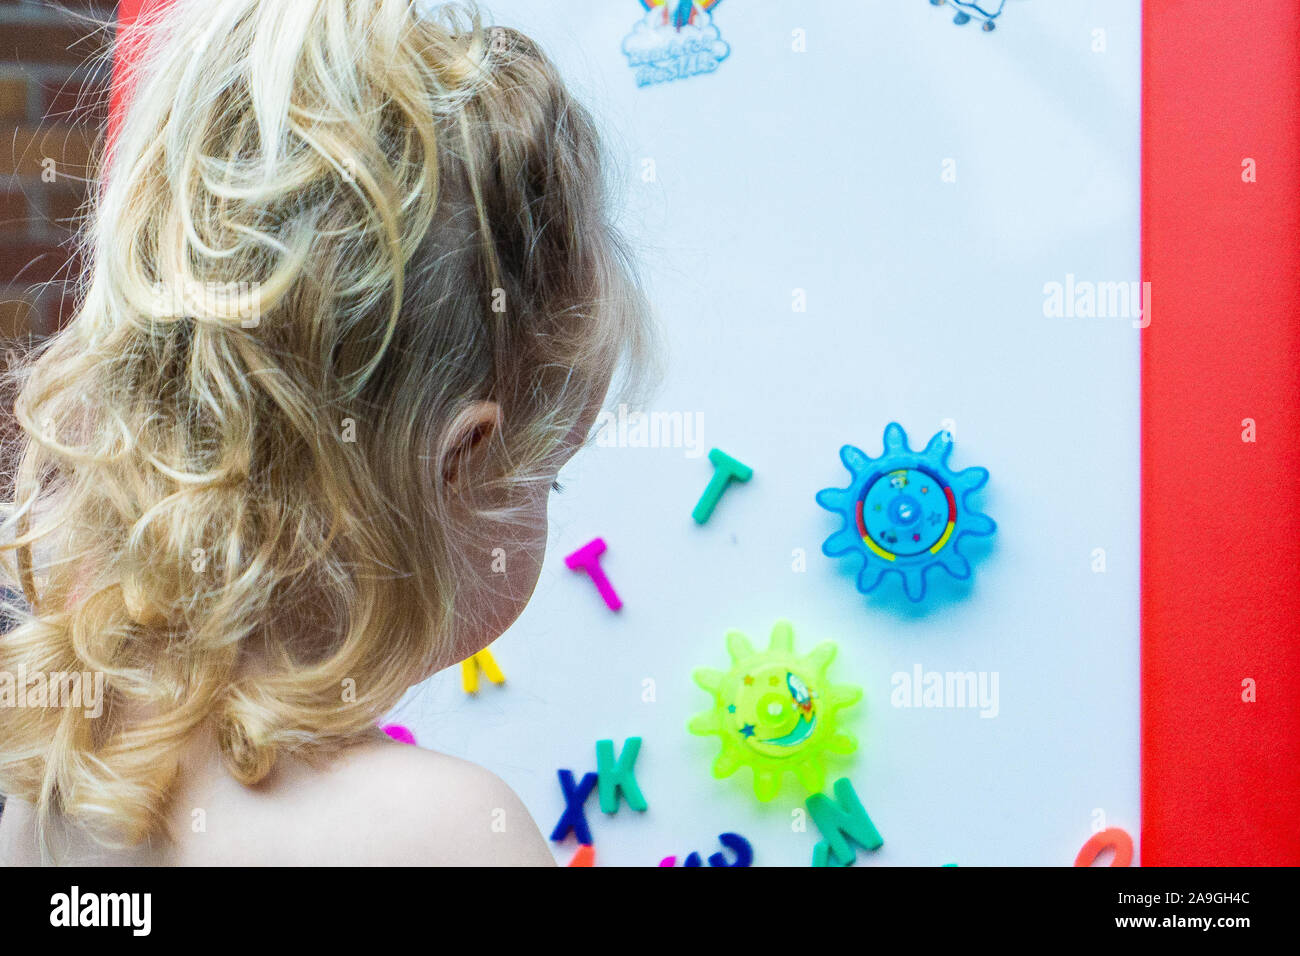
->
xmin=0 ymin=0 xmax=650 ymax=850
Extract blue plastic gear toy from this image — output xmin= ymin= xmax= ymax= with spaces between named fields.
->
xmin=816 ymin=423 xmax=995 ymax=602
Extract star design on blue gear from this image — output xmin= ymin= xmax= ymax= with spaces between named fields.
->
xmin=816 ymin=422 xmax=995 ymax=602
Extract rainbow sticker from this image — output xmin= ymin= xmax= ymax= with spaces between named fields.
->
xmin=623 ymin=1 xmax=731 ymax=88
xmin=853 ymin=467 xmax=958 ymax=562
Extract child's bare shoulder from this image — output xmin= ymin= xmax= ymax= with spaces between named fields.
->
xmin=0 ymin=740 xmax=554 ymax=866
xmin=0 ymin=798 xmax=39 ymax=866
xmin=255 ymin=740 xmax=556 ymax=867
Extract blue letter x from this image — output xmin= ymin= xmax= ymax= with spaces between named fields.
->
xmin=549 ymin=770 xmax=599 ymax=844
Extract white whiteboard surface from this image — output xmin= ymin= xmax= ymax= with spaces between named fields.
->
xmin=389 ymin=0 xmax=1142 ymax=866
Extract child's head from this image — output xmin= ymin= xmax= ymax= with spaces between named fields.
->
xmin=0 ymin=0 xmax=651 ymax=847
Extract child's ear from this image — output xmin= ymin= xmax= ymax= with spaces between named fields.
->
xmin=442 ymin=400 xmax=501 ymax=486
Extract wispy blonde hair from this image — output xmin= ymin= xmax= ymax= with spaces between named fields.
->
xmin=0 ymin=0 xmax=650 ymax=850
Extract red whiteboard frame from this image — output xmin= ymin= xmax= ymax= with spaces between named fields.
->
xmin=1141 ymin=0 xmax=1300 ymax=865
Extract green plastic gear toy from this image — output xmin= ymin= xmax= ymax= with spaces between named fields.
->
xmin=688 ymin=620 xmax=862 ymax=802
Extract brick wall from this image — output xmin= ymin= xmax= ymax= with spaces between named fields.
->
xmin=0 ymin=0 xmax=116 ymax=344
